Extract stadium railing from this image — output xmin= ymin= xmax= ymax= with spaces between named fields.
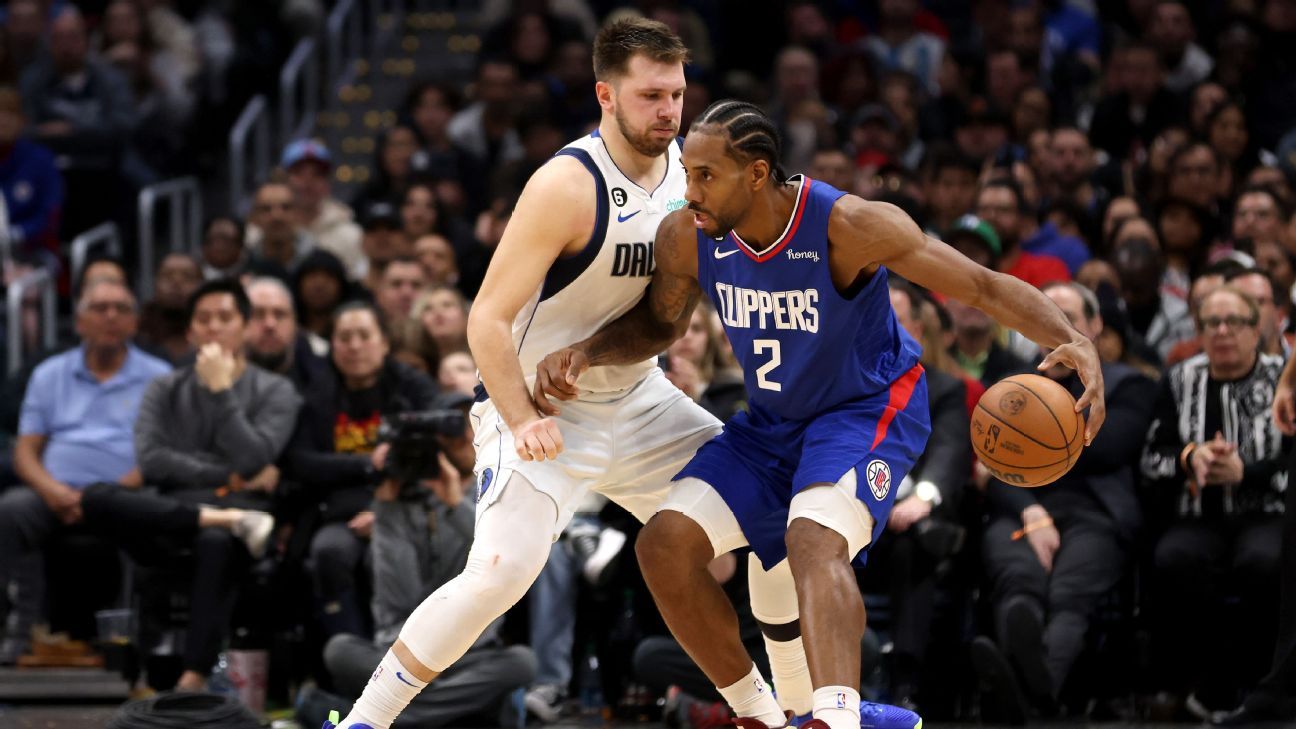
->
xmin=137 ymin=178 xmax=203 ymax=298
xmin=69 ymin=222 xmax=123 ymax=291
xmin=7 ymin=267 xmax=56 ymax=375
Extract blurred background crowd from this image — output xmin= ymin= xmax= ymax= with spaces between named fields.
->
xmin=0 ymin=0 xmax=1294 ymax=726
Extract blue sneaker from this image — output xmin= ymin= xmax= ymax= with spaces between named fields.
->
xmin=322 ymin=710 xmax=374 ymax=729
xmin=789 ymin=701 xmax=922 ymax=729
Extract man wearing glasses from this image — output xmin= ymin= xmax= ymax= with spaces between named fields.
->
xmin=1141 ymin=285 xmax=1289 ymax=719
xmin=0 ymin=277 xmax=170 ymax=663
xmin=1225 ymin=267 xmax=1289 ymax=357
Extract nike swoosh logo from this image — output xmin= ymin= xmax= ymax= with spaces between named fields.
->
xmin=713 ymin=248 xmax=740 ymax=259
xmin=617 ymin=210 xmax=640 ymax=223
xmin=395 ymin=671 xmax=418 ymax=687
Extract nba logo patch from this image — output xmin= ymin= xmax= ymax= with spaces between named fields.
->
xmin=866 ymin=460 xmax=891 ymax=501
xmin=478 ymin=468 xmax=494 ymax=502
xmin=835 ymin=691 xmax=848 ymax=709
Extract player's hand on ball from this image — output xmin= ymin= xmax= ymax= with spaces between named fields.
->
xmin=533 ymin=348 xmax=590 ymax=415
xmin=1037 ymin=339 xmax=1105 ymax=445
xmin=515 ymin=417 xmax=564 ymax=461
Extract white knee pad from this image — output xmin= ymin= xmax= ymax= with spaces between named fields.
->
xmin=657 ymin=477 xmax=749 ymax=559
xmin=787 ymin=469 xmax=876 ymax=560
xmin=747 ymin=555 xmax=798 ymax=625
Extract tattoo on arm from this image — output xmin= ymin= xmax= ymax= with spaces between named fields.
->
xmin=578 ymin=288 xmax=682 ymax=366
xmin=650 ymin=272 xmax=699 ymax=326
xmin=574 ymin=211 xmax=699 ymax=366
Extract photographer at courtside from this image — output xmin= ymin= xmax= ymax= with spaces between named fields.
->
xmin=297 ymin=388 xmax=536 ymax=727
xmin=285 ymin=301 xmax=439 ymax=639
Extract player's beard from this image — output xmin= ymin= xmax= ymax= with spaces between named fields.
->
xmin=692 ymin=206 xmax=734 ymax=239
xmin=615 ymin=105 xmax=676 ymax=157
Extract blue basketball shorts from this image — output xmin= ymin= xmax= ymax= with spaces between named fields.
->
xmin=675 ymin=363 xmax=931 ymax=569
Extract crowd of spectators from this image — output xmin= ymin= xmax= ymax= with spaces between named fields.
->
xmin=1 ymin=0 xmax=1296 ymax=726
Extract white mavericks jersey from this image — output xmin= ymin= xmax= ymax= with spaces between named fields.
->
xmin=511 ymin=130 xmax=688 ymax=394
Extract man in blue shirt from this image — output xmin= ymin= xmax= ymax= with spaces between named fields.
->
xmin=0 ymin=277 xmax=170 ymax=662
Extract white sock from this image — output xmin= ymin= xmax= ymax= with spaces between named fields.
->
xmin=812 ymin=686 xmax=861 ymax=729
xmin=717 ymin=664 xmax=787 ymax=727
xmin=765 ymin=635 xmax=813 ymax=715
xmin=339 ymin=651 xmax=427 ymax=729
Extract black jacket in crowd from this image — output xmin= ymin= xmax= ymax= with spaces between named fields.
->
xmin=286 ymin=358 xmax=439 ymax=523
xmin=908 ymin=369 xmax=971 ymax=509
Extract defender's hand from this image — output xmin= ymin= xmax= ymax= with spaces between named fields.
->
xmin=514 ymin=417 xmax=564 ymax=462
xmin=1038 ymin=339 xmax=1105 ymax=445
xmin=533 ymin=348 xmax=589 ymax=416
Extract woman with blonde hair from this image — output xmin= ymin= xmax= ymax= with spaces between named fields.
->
xmin=395 ymin=284 xmax=471 ymax=373
xmin=415 ymin=284 xmax=469 ymax=349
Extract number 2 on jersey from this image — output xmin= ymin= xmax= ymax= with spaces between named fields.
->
xmin=753 ymin=339 xmax=782 ymax=391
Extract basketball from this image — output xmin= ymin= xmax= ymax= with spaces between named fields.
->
xmin=970 ymin=374 xmax=1086 ymax=488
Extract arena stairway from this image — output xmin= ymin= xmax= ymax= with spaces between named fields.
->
xmin=316 ymin=7 xmax=482 ymax=203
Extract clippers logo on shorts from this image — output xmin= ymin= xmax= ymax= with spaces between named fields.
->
xmin=478 ymin=467 xmax=494 ymax=502
xmin=866 ymin=460 xmax=891 ymax=501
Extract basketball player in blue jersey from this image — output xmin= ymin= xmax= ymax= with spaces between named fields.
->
xmin=534 ymin=100 xmax=1106 ymax=729
xmin=325 ymin=24 xmax=910 ymax=729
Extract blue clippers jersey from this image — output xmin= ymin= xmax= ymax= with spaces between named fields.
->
xmin=696 ymin=176 xmax=922 ymax=420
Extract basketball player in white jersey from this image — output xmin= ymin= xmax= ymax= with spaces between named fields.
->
xmin=328 ymin=19 xmax=798 ymax=729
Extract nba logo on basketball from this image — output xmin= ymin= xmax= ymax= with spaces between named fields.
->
xmin=866 ymin=460 xmax=891 ymax=500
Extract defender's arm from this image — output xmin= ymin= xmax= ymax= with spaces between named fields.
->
xmin=467 ymin=156 xmax=593 ymax=445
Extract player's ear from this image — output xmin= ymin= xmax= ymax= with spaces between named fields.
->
xmin=594 ymin=80 xmax=615 ymax=112
xmin=749 ymin=158 xmax=770 ymax=190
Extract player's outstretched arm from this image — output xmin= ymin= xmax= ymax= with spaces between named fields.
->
xmin=468 ymin=156 xmax=593 ymax=459
xmin=831 ymin=198 xmax=1106 ymax=444
xmin=533 ymin=209 xmax=701 ymax=412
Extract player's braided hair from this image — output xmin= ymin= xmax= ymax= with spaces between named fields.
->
xmin=691 ymin=100 xmax=788 ymax=184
